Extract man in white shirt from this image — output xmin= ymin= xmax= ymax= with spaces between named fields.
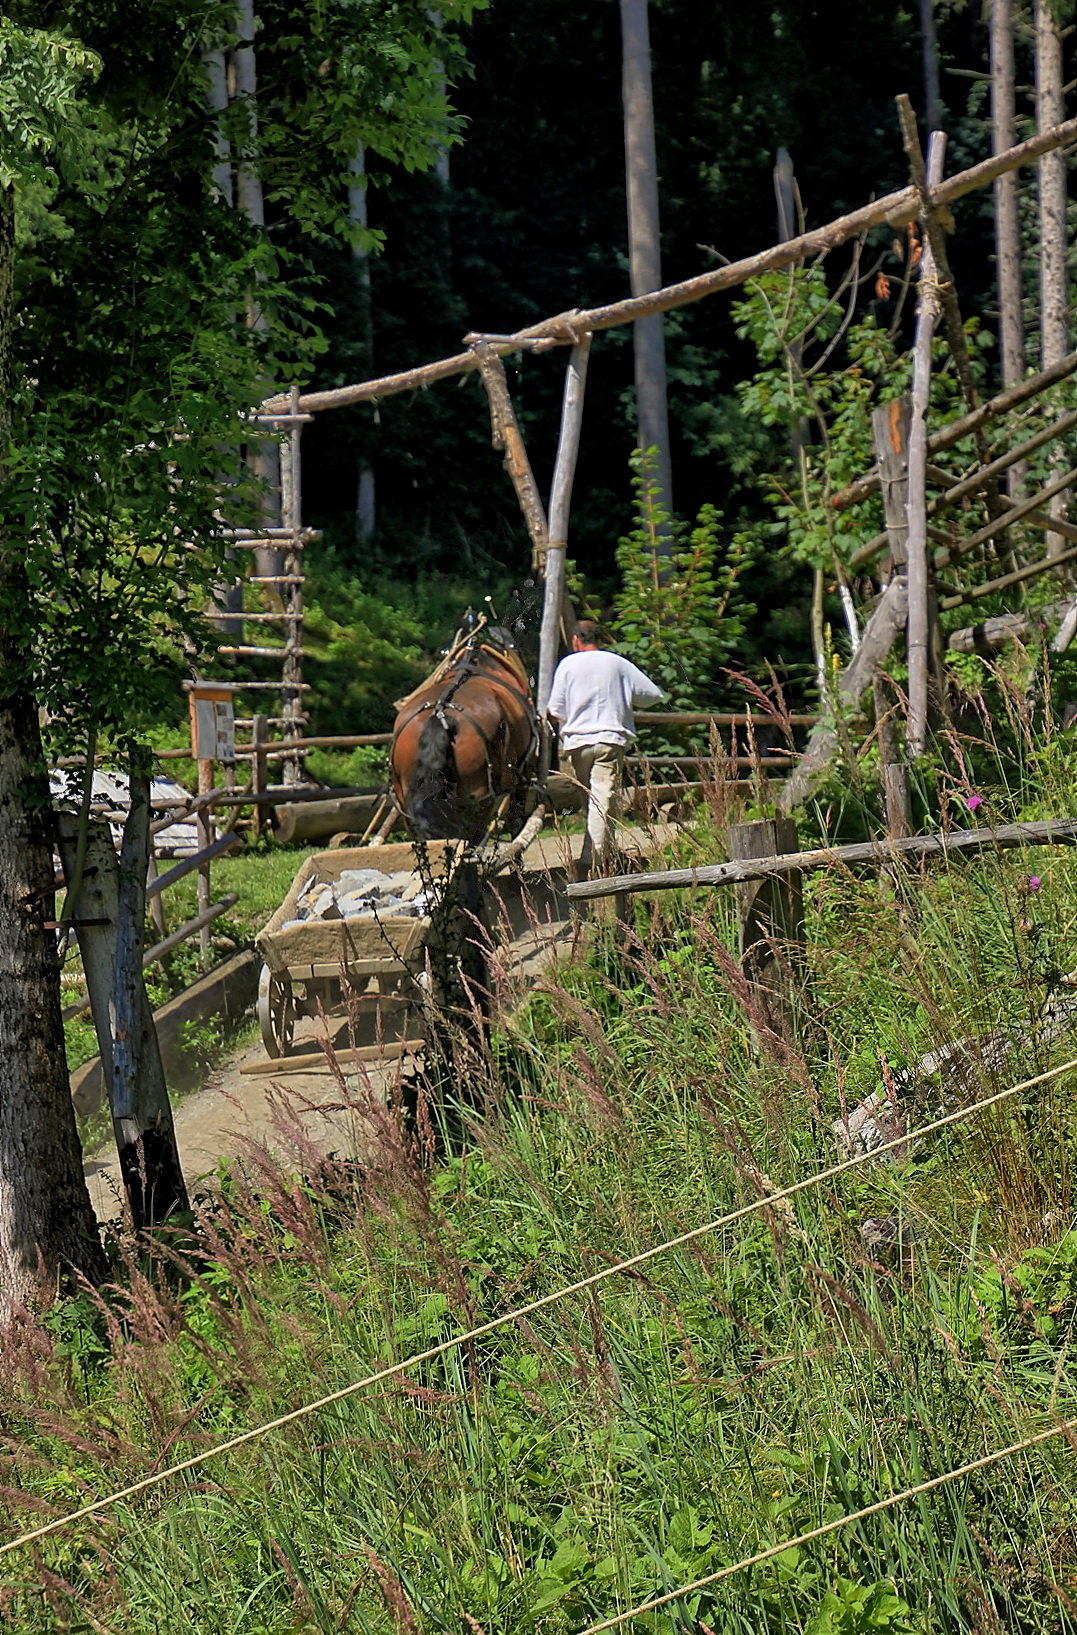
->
xmin=546 ymin=621 xmax=664 ymax=877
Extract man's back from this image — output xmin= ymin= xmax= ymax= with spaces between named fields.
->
xmin=547 ymin=649 xmax=663 ymax=750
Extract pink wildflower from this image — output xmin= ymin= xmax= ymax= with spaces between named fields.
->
xmin=966 ymin=794 xmax=983 ymax=812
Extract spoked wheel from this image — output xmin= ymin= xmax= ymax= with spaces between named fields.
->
xmin=258 ymin=964 xmax=296 ymax=1058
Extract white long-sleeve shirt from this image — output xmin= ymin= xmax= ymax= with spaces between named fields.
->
xmin=547 ymin=650 xmax=664 ymax=750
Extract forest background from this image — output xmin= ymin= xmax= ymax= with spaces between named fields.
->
xmin=295 ymin=0 xmax=1036 ymax=732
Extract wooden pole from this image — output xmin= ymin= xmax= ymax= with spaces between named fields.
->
xmin=537 ymin=334 xmax=592 ymax=732
xmin=904 ymin=128 xmax=946 ymax=761
xmin=252 ymin=712 xmax=269 ymax=837
xmin=566 ymin=815 xmax=1077 ymax=901
xmin=1035 ymin=0 xmax=1071 ymax=555
xmin=471 ymin=341 xmax=549 ymax=565
xmin=940 ymin=541 xmax=1077 ymax=609
xmin=264 ymin=116 xmax=1077 ymax=417
xmin=728 ymin=818 xmax=805 ymax=1042
xmin=196 ymin=757 xmax=214 ymax=963
xmin=872 ymin=397 xmax=911 ymax=583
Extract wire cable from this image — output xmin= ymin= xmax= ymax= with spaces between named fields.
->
xmin=575 ymin=1419 xmax=1075 ymax=1633
xmin=2 ymin=1053 xmax=1076 ymax=1561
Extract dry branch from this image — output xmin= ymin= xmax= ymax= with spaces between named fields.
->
xmin=566 ymin=817 xmax=1077 ymax=901
xmin=262 ymin=118 xmax=1077 ymax=416
xmin=940 ymin=544 xmax=1077 ymax=608
xmin=471 ymin=343 xmax=549 ymax=559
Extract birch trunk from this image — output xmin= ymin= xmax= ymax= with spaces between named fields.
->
xmin=1036 ymin=0 xmax=1070 ymax=553
xmin=620 ymin=0 xmax=672 ymax=526
xmin=0 ymin=187 xmax=106 ymax=1318
xmin=204 ymin=43 xmax=233 ymax=205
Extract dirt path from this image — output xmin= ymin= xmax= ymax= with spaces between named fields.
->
xmin=83 ymin=825 xmax=672 ymax=1219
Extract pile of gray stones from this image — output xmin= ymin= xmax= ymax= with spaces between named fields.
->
xmin=283 ymin=868 xmax=431 ymax=928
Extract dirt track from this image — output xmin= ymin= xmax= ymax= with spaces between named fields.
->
xmin=83 ymin=825 xmax=671 ymax=1220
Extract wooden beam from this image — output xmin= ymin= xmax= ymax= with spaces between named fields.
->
xmin=839 ymin=349 xmax=1077 ymax=523
xmin=565 ymin=817 xmax=1077 ymax=901
xmin=471 ymin=342 xmax=549 ymax=561
xmin=947 ymin=600 xmax=1072 ymax=652
xmin=932 ymin=464 xmax=1077 ymax=570
xmin=940 ymin=543 xmax=1077 ymax=608
xmin=262 ymin=117 xmax=1077 ymax=416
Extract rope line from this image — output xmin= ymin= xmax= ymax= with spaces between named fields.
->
xmin=2 ymin=1053 xmax=1076 ymax=1561
xmin=575 ymin=1419 xmax=1075 ymax=1634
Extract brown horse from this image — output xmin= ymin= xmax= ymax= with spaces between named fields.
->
xmin=390 ymin=623 xmax=538 ymax=841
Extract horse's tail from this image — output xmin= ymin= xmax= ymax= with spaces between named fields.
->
xmin=406 ymin=711 xmax=463 ymax=838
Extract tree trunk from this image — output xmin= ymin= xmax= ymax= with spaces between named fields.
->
xmin=0 ymin=187 xmax=106 ymax=1317
xmin=921 ymin=0 xmax=944 ymax=133
xmin=204 ymin=42 xmax=233 ymax=205
xmin=620 ymin=0 xmax=672 ymax=526
xmin=348 ymin=147 xmax=376 ymax=543
xmin=1035 ymin=0 xmax=1070 ymax=553
xmin=234 ymin=0 xmax=264 ymax=228
xmin=991 ymin=0 xmax=1025 ymax=393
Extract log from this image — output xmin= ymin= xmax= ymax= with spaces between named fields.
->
xmin=778 ymin=576 xmax=908 ymax=813
xmin=262 ymin=118 xmax=1077 ymax=416
xmin=273 ymin=793 xmax=390 ymax=846
xmin=947 ymin=601 xmax=1071 ymax=653
xmin=564 ymin=816 xmax=1077 ymax=901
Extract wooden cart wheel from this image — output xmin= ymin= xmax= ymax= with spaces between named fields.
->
xmin=258 ymin=964 xmax=296 ymax=1058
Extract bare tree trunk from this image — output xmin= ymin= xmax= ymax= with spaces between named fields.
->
xmin=0 ymin=187 xmax=106 ymax=1318
xmin=348 ymin=147 xmax=376 ymax=543
xmin=620 ymin=0 xmax=672 ymax=526
xmin=921 ymin=0 xmax=944 ymax=133
xmin=991 ymin=0 xmax=1025 ymax=392
xmin=204 ymin=42 xmax=233 ymax=205
xmin=234 ymin=0 xmax=264 ymax=228
xmin=1036 ymin=0 xmax=1070 ymax=553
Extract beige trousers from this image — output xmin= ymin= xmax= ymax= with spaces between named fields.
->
xmin=566 ymin=742 xmax=625 ymax=878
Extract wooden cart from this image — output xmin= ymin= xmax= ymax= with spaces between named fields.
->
xmin=254 ymin=840 xmax=460 ymax=1059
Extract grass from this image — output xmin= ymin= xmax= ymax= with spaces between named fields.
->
xmin=17 ymin=685 xmax=1077 ymax=1632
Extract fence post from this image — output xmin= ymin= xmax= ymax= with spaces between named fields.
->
xmin=197 ymin=758 xmax=214 ymax=962
xmin=252 ymin=713 xmax=269 ymax=838
xmin=728 ymin=817 xmax=805 ymax=1042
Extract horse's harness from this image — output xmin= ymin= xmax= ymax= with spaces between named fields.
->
xmin=392 ymin=637 xmax=538 ymax=798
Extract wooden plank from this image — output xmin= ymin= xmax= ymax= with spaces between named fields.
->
xmin=261 ymin=116 xmax=1077 ymax=416
xmin=566 ymin=816 xmax=1077 ymax=901
xmin=239 ymin=1038 xmax=426 ymax=1077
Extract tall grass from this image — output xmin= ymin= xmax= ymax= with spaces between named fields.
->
xmin=9 ymin=689 xmax=1077 ymax=1632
